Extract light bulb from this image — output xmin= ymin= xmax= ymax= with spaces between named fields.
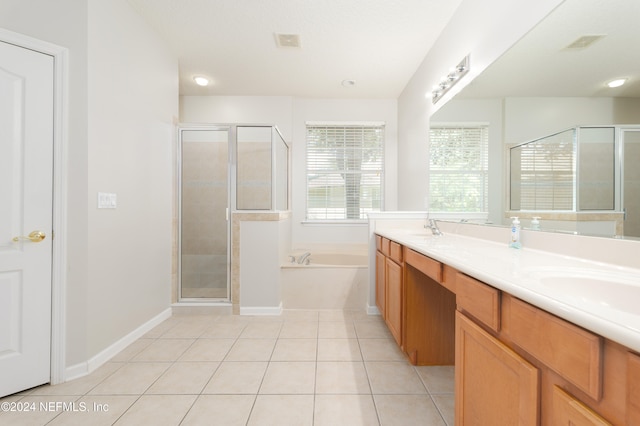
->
xmin=193 ymin=76 xmax=209 ymax=86
xmin=607 ymin=78 xmax=627 ymax=88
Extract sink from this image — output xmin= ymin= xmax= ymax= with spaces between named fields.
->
xmin=524 ymin=267 xmax=640 ymax=314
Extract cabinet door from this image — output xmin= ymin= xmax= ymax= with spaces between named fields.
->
xmin=456 ymin=312 xmax=539 ymax=426
xmin=551 ymin=386 xmax=612 ymax=425
xmin=375 ymin=251 xmax=386 ymax=319
xmin=385 ymin=258 xmax=403 ymax=346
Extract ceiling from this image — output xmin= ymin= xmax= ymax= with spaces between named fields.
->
xmin=126 ymin=0 xmax=463 ymax=98
xmin=457 ymin=0 xmax=640 ymax=99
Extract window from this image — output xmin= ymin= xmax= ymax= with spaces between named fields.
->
xmin=306 ymin=123 xmax=384 ymax=221
xmin=429 ymin=125 xmax=489 ymax=213
xmin=510 ymin=128 xmax=575 ymax=210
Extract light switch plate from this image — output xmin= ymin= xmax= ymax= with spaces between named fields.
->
xmin=97 ymin=192 xmax=117 ymax=209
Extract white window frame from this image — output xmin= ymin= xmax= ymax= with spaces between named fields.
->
xmin=305 ymin=121 xmax=385 ymax=223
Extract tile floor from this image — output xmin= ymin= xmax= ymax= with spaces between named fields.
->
xmin=0 ymin=309 xmax=454 ymax=425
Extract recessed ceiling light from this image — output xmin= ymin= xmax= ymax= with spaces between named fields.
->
xmin=342 ymin=79 xmax=356 ymax=87
xmin=193 ymin=76 xmax=209 ymax=86
xmin=607 ymin=78 xmax=627 ymax=88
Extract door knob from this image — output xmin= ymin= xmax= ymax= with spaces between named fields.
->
xmin=12 ymin=230 xmax=46 ymax=243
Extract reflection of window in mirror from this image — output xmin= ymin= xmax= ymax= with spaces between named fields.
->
xmin=510 ymin=129 xmax=575 ymax=211
xmin=428 ymin=125 xmax=489 ymax=217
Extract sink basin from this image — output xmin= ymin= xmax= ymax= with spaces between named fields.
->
xmin=524 ymin=267 xmax=640 ymax=314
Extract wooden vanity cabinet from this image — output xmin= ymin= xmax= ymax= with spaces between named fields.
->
xmin=550 ymin=386 xmax=611 ymax=425
xmin=404 ymin=248 xmax=456 ymax=365
xmin=456 ymin=273 xmax=629 ymax=425
xmin=456 ymin=311 xmax=539 ymax=426
xmin=374 ymin=235 xmax=635 ymax=424
xmin=627 ymin=352 xmax=640 ymax=425
xmin=375 ymin=236 xmax=403 ymax=347
xmin=375 ymin=241 xmax=386 ymax=319
xmin=385 ymin=253 xmax=403 ymax=346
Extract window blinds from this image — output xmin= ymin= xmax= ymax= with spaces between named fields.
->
xmin=429 ymin=126 xmax=489 ymax=212
xmin=306 ymin=124 xmax=384 ymax=220
xmin=511 ymin=131 xmax=575 ymax=210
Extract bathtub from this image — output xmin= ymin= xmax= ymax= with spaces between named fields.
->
xmin=281 ymin=251 xmax=369 ymax=309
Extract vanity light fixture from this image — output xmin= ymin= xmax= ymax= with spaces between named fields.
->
xmin=430 ymin=55 xmax=470 ymax=104
xmin=607 ymin=78 xmax=627 ymax=88
xmin=193 ymin=76 xmax=209 ymax=87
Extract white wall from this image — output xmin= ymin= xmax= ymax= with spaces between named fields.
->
xmin=180 ymin=96 xmax=398 ymax=249
xmin=0 ymin=0 xmax=178 ymax=369
xmin=239 ymin=219 xmax=290 ymax=313
xmin=504 ymin=97 xmax=640 ymax=144
xmin=396 ymin=0 xmax=564 ymax=210
xmin=180 ymin=96 xmax=294 ymax=141
xmin=86 ymin=0 xmax=178 ymax=360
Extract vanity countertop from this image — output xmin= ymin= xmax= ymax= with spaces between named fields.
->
xmin=374 ymin=227 xmax=640 ymax=353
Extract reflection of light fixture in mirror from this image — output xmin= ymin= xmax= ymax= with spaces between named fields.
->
xmin=607 ymin=78 xmax=627 ymax=88
xmin=430 ymin=55 xmax=470 ymax=104
xmin=193 ymin=76 xmax=209 ymax=86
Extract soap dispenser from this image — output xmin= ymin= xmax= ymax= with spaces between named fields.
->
xmin=509 ymin=217 xmax=522 ymax=249
xmin=531 ymin=217 xmax=541 ymax=231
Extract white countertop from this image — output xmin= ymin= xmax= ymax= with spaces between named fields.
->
xmin=375 ymin=228 xmax=640 ymax=353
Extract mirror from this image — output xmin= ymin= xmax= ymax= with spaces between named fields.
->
xmin=430 ymin=0 xmax=640 ymax=238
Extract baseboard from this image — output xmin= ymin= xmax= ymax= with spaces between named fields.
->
xmin=367 ymin=303 xmax=381 ymax=315
xmin=64 ymin=307 xmax=172 ymax=382
xmin=240 ymin=302 xmax=283 ymax=316
xmin=172 ymin=303 xmax=232 ymax=315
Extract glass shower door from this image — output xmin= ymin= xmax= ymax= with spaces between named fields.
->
xmin=622 ymin=129 xmax=640 ymax=237
xmin=179 ymin=128 xmax=230 ymax=300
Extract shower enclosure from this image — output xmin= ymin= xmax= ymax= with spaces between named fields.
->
xmin=509 ymin=125 xmax=640 ymax=237
xmin=178 ymin=125 xmax=289 ymax=301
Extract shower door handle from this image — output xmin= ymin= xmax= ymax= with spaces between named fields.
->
xmin=226 ymin=207 xmax=229 ymax=221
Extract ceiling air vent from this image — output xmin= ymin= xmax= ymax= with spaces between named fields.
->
xmin=564 ymin=34 xmax=606 ymax=50
xmin=275 ymin=33 xmax=301 ymax=48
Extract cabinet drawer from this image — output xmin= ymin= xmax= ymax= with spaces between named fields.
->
xmin=389 ymin=240 xmax=403 ymax=264
xmin=381 ymin=237 xmax=391 ymax=257
xmin=504 ymin=295 xmax=603 ymax=400
xmin=375 ymin=234 xmax=383 ymax=252
xmin=404 ymin=248 xmax=441 ymax=282
xmin=628 ymin=352 xmax=640 ymax=425
xmin=456 ymin=273 xmax=500 ymax=332
xmin=441 ymin=264 xmax=457 ymax=294
xmin=551 ymin=386 xmax=611 ymax=425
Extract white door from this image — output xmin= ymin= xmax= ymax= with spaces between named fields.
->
xmin=0 ymin=40 xmax=54 ymax=397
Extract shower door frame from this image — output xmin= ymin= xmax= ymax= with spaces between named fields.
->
xmin=619 ymin=126 xmax=640 ymax=237
xmin=177 ymin=124 xmax=237 ymax=302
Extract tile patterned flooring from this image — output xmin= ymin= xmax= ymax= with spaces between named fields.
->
xmin=0 ymin=310 xmax=454 ymax=425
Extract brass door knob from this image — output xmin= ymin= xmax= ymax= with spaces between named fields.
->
xmin=12 ymin=230 xmax=46 ymax=243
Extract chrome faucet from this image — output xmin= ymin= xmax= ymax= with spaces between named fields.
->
xmin=297 ymin=252 xmax=311 ymax=264
xmin=425 ymin=219 xmax=442 ymax=236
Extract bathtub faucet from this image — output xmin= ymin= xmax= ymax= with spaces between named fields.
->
xmin=297 ymin=252 xmax=311 ymax=264
xmin=425 ymin=219 xmax=443 ymax=236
